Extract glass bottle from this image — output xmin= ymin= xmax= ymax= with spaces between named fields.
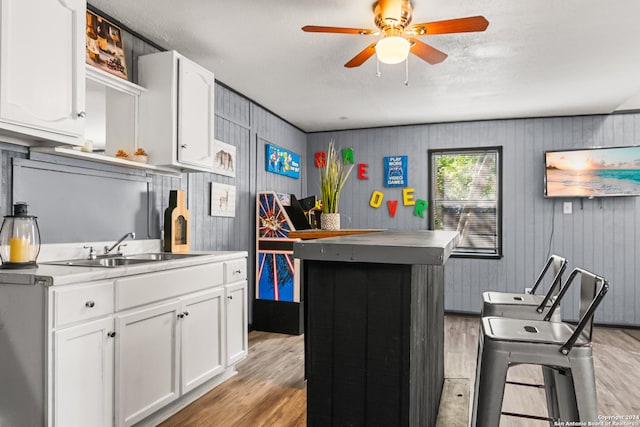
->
xmin=86 ymin=13 xmax=100 ymax=62
xmin=97 ymin=16 xmax=108 ymax=52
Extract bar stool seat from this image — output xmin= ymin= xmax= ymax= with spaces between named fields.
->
xmin=482 ymin=254 xmax=567 ymax=321
xmin=472 ymin=268 xmax=609 ymax=426
xmin=483 ymin=317 xmax=589 ymax=347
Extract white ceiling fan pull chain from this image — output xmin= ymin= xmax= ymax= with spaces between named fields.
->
xmin=376 ymin=57 xmax=381 ymax=77
xmin=404 ymin=57 xmax=409 ymax=86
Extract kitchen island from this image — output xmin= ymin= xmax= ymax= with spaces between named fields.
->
xmin=293 ymin=230 xmax=458 ymax=427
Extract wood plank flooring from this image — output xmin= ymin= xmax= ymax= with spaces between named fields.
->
xmin=159 ymin=315 xmax=640 ymax=427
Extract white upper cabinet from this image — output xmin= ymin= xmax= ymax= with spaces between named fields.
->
xmin=0 ymin=0 xmax=85 ymax=145
xmin=138 ymin=50 xmax=215 ymax=172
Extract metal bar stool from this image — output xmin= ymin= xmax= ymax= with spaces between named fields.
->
xmin=471 ymin=267 xmax=609 ymax=426
xmin=481 ymin=255 xmax=568 ymax=400
xmin=482 ymin=254 xmax=568 ymax=321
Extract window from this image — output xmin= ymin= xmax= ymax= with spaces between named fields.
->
xmin=429 ymin=147 xmax=502 ymax=258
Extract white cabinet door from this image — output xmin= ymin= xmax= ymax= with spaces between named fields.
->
xmin=225 ymin=281 xmax=248 ymax=365
xmin=138 ymin=50 xmax=215 ymax=171
xmin=180 ymin=288 xmax=225 ymax=394
xmin=116 ymin=300 xmax=181 ymax=427
xmin=0 ymin=0 xmax=85 ymax=144
xmin=176 ymin=55 xmax=215 ymax=168
xmin=53 ymin=316 xmax=115 ymax=427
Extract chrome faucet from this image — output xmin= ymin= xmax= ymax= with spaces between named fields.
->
xmin=102 ymin=232 xmax=135 ymax=256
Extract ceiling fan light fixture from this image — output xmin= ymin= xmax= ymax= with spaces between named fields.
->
xmin=375 ymin=36 xmax=410 ymax=64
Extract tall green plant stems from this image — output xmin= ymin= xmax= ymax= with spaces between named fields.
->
xmin=320 ymin=141 xmax=354 ymax=214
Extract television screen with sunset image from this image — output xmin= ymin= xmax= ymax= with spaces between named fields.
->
xmin=545 ymin=146 xmax=640 ymax=197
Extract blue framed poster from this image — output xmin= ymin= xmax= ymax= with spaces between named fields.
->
xmin=266 ymin=143 xmax=300 ymax=179
xmin=384 ymin=155 xmax=408 ymax=187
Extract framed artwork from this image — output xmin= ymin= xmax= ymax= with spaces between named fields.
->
xmin=384 ymin=155 xmax=408 ymax=187
xmin=211 ymin=183 xmax=236 ymax=217
xmin=265 ymin=143 xmax=301 ymax=179
xmin=85 ymin=10 xmax=128 ymax=80
xmin=212 ymin=139 xmax=236 ymax=178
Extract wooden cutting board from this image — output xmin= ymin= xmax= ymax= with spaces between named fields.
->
xmin=164 ymin=189 xmax=190 ymax=253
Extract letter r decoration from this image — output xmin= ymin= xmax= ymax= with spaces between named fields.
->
xmin=315 ymin=152 xmax=326 ymax=168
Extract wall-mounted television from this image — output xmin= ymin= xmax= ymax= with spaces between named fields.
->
xmin=545 ymin=146 xmax=640 ymax=198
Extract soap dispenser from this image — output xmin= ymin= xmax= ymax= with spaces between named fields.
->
xmin=0 ymin=202 xmax=41 ymax=269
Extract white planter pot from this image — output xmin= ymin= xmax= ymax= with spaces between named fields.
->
xmin=320 ymin=213 xmax=340 ymax=231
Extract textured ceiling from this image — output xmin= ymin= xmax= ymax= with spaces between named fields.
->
xmin=89 ymin=0 xmax=640 ymax=132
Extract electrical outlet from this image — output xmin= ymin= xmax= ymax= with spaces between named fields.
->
xmin=563 ymin=202 xmax=572 ymax=214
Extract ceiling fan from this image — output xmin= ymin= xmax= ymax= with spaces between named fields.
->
xmin=302 ymin=0 xmax=489 ymax=68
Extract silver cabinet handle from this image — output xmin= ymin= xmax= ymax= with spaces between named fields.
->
xmin=234 ymin=269 xmax=241 ymax=274
xmin=227 ymin=295 xmax=233 ymax=300
xmin=183 ymin=311 xmax=189 ymax=316
xmin=177 ymin=313 xmax=184 ymax=319
xmin=107 ymin=331 xmax=116 ymax=338
xmin=77 ymin=111 xmax=86 ymax=118
xmin=181 ymin=144 xmax=188 ymax=149
xmin=85 ymin=301 xmax=95 ymax=308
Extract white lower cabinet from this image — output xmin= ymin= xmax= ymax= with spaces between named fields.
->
xmin=53 ymin=316 xmax=115 ymax=427
xmin=181 ymin=288 xmax=226 ymax=393
xmin=116 ymin=288 xmax=228 ymax=427
xmin=0 ymin=254 xmax=247 ymax=427
xmin=225 ymin=281 xmax=248 ymax=365
xmin=116 ymin=300 xmax=181 ymax=427
xmin=112 ymin=258 xmax=247 ymax=427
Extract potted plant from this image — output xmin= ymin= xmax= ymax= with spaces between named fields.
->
xmin=319 ymin=140 xmax=354 ymax=230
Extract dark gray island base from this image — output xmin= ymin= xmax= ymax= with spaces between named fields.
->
xmin=293 ymin=230 xmax=459 ymax=427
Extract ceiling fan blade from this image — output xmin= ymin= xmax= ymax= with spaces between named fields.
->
xmin=302 ymin=25 xmax=375 ymax=35
xmin=344 ymin=42 xmax=378 ymax=68
xmin=409 ymin=38 xmax=448 ymax=64
xmin=408 ymin=16 xmax=489 ymax=36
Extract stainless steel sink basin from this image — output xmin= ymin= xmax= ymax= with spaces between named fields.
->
xmin=125 ymin=252 xmax=205 ymax=261
xmin=49 ymin=257 xmax=151 ymax=267
xmin=47 ymin=252 xmax=206 ymax=268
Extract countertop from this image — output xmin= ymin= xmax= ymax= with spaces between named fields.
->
xmin=288 ymin=229 xmax=383 ymax=240
xmin=293 ymin=230 xmax=459 ymax=265
xmin=0 ymin=250 xmax=248 ymax=287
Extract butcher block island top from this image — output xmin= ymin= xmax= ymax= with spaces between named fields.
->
xmin=294 ymin=230 xmax=459 ymax=427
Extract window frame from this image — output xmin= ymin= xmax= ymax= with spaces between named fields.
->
xmin=428 ymin=146 xmax=503 ymax=259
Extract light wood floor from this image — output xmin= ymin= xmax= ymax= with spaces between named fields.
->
xmin=160 ymin=314 xmax=640 ymax=427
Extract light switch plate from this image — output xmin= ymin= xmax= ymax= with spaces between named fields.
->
xmin=563 ymin=202 xmax=572 ymax=214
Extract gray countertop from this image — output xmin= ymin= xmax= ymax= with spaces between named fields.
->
xmin=293 ymin=230 xmax=459 ymax=265
xmin=0 ymin=251 xmax=248 ymax=286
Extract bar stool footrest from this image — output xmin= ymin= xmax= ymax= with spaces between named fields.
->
xmin=505 ymin=380 xmax=545 ymax=389
xmin=501 ymin=411 xmax=555 ymax=422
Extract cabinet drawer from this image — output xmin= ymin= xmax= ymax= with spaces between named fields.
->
xmin=224 ymin=258 xmax=246 ymax=282
xmin=116 ymin=262 xmax=223 ymax=310
xmin=52 ymin=281 xmax=114 ymax=327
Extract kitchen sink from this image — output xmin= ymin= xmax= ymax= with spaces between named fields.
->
xmin=48 ymin=257 xmax=151 ymax=267
xmin=125 ymin=252 xmax=206 ymax=261
xmin=47 ymin=252 xmax=206 ymax=268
